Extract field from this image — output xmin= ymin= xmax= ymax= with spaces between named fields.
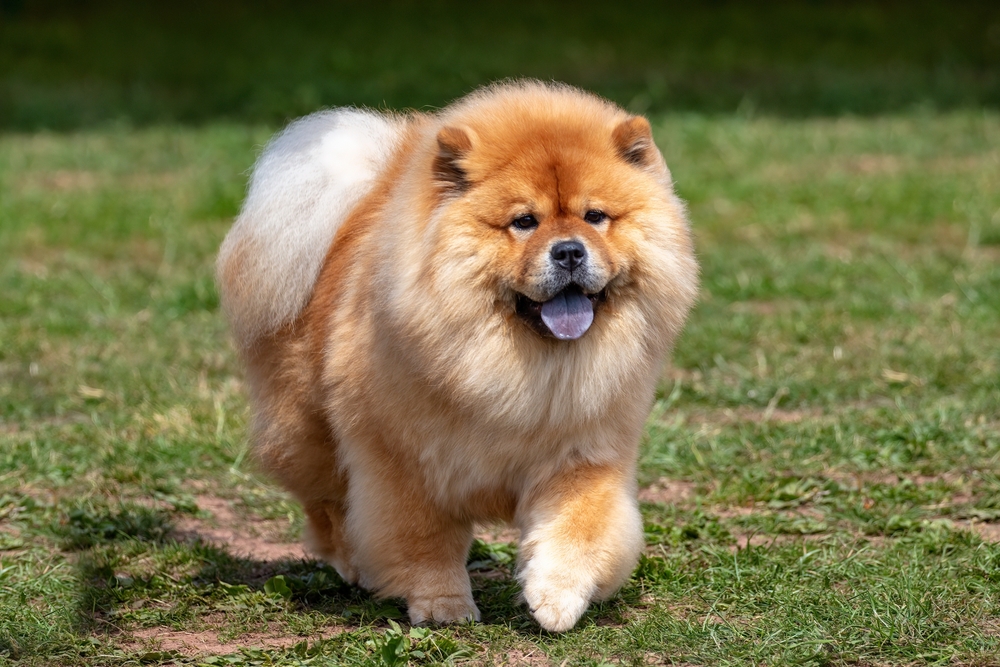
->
xmin=3 ymin=2 xmax=1000 ymax=666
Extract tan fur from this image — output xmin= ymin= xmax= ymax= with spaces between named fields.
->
xmin=217 ymin=81 xmax=699 ymax=632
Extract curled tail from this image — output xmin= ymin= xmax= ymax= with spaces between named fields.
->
xmin=217 ymin=109 xmax=403 ymax=350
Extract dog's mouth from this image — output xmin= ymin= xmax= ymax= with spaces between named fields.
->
xmin=515 ymin=286 xmax=607 ymax=340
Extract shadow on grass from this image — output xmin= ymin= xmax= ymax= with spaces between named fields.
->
xmin=56 ymin=503 xmax=384 ymax=637
xmin=57 ymin=503 xmax=560 ymax=638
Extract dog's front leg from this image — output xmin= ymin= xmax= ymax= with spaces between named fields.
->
xmin=516 ymin=462 xmax=644 ymax=632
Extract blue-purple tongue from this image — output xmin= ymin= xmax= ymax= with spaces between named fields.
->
xmin=540 ymin=289 xmax=594 ymax=340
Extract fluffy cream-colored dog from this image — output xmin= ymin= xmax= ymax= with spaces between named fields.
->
xmin=217 ymin=81 xmax=697 ymax=632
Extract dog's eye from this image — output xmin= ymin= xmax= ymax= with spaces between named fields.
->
xmin=584 ymin=210 xmax=607 ymax=224
xmin=511 ymin=214 xmax=538 ymax=230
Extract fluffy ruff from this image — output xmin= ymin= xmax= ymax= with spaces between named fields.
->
xmin=216 ymin=81 xmax=698 ymax=632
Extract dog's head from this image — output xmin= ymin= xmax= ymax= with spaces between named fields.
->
xmin=422 ymin=83 xmax=696 ymax=344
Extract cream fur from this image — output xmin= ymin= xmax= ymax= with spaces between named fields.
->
xmin=217 ymin=109 xmax=404 ymax=348
xmin=517 ymin=467 xmax=645 ymax=632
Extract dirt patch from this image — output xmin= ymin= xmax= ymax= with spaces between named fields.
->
xmin=172 ymin=496 xmax=306 ymax=561
xmin=958 ymin=521 xmax=1000 ymax=543
xmin=489 ymin=648 xmax=550 ymax=666
xmin=967 ymin=245 xmax=1000 ymax=262
xmin=730 ymin=531 xmax=830 ymax=552
xmin=125 ymin=624 xmax=345 ymax=656
xmin=671 ymin=406 xmax=825 ymax=428
xmin=639 ymin=479 xmax=699 ymax=505
xmin=822 ymin=471 xmax=972 ymax=500
xmin=474 ymin=523 xmax=520 ymax=544
xmin=712 ymin=504 xmax=757 ymax=519
xmin=980 ymin=617 xmax=1000 ymax=638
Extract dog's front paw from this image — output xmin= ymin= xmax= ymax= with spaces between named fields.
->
xmin=407 ymin=593 xmax=480 ymax=626
xmin=523 ymin=582 xmax=590 ymax=632
xmin=519 ymin=558 xmax=593 ymax=632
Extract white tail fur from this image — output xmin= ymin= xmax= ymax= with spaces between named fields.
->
xmin=217 ymin=109 xmax=403 ymax=349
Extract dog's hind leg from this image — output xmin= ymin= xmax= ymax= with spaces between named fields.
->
xmin=342 ymin=448 xmax=480 ymax=625
xmin=254 ymin=407 xmax=357 ymax=583
xmin=242 ymin=333 xmax=356 ymax=583
xmin=516 ymin=462 xmax=644 ymax=632
xmin=302 ymin=492 xmax=356 ymax=584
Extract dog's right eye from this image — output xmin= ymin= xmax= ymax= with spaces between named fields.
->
xmin=511 ymin=214 xmax=538 ymax=230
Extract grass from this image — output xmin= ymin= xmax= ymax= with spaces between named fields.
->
xmin=3 ymin=3 xmax=1000 ymax=664
xmin=1 ymin=0 xmax=999 ymax=129
xmin=2 ymin=110 xmax=998 ymax=665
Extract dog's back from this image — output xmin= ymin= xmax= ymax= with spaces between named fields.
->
xmin=216 ymin=109 xmax=403 ymax=350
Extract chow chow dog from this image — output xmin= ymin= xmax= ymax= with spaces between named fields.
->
xmin=216 ymin=81 xmax=698 ymax=632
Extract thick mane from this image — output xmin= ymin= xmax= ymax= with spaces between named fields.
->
xmin=216 ymin=109 xmax=404 ymax=349
xmin=440 ymin=80 xmax=624 ymax=131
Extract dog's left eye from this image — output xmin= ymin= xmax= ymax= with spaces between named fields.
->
xmin=511 ymin=214 xmax=539 ymax=230
xmin=584 ymin=210 xmax=607 ymax=224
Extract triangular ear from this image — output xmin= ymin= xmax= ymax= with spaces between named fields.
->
xmin=434 ymin=126 xmax=473 ymax=193
xmin=612 ymin=116 xmax=657 ymax=168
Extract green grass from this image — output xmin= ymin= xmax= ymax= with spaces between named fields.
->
xmin=1 ymin=0 xmax=999 ymax=129
xmin=3 ymin=6 xmax=1000 ymax=662
xmin=2 ymin=109 xmax=998 ymax=665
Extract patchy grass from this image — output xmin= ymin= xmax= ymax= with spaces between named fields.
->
xmin=2 ymin=111 xmax=1000 ymax=665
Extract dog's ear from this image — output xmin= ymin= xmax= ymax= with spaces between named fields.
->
xmin=434 ymin=126 xmax=473 ymax=193
xmin=612 ymin=116 xmax=657 ymax=168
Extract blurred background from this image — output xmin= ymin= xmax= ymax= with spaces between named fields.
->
xmin=2 ymin=0 xmax=999 ymax=128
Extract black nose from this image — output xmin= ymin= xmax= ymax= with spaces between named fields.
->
xmin=550 ymin=240 xmax=587 ymax=271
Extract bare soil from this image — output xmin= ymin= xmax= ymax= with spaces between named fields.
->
xmin=172 ymin=495 xmax=306 ymax=561
xmin=638 ymin=479 xmax=699 ymax=505
xmin=958 ymin=520 xmax=1000 ymax=543
xmin=124 ymin=624 xmax=346 ymax=656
